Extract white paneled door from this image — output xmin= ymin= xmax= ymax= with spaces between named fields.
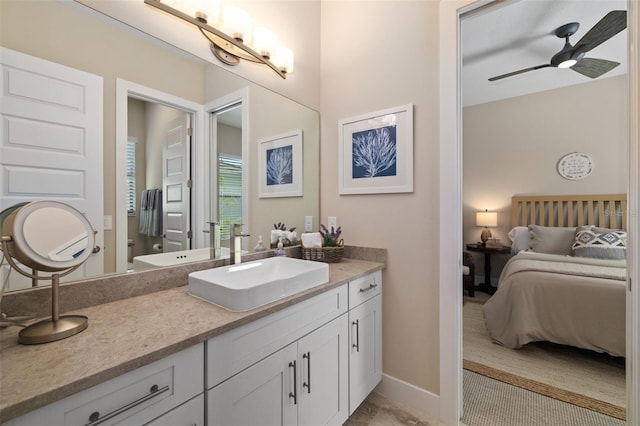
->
xmin=162 ymin=114 xmax=191 ymax=252
xmin=0 ymin=47 xmax=104 ymax=287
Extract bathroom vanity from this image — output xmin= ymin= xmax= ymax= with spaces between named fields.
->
xmin=0 ymin=258 xmax=383 ymax=425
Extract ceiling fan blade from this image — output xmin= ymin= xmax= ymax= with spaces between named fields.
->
xmin=488 ymin=64 xmax=552 ymax=82
xmin=571 ymin=57 xmax=620 ymax=78
xmin=574 ymin=10 xmax=627 ymax=53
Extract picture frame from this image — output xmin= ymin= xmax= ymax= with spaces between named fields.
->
xmin=338 ymin=104 xmax=413 ymax=194
xmin=258 ymin=129 xmax=303 ymax=198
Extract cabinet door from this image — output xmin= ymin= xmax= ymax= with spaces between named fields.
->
xmin=349 ymin=294 xmax=382 ymax=415
xmin=208 ymin=343 xmax=298 ymax=426
xmin=297 ymin=314 xmax=349 ymax=426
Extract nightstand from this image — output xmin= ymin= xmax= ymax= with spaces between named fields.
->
xmin=465 ymin=243 xmax=511 ymax=295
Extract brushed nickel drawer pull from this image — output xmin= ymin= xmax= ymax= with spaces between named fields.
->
xmin=85 ymin=384 xmax=170 ymax=425
xmin=359 ymin=283 xmax=378 ymax=293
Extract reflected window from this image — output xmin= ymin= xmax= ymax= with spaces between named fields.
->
xmin=218 ymin=154 xmax=242 ymax=240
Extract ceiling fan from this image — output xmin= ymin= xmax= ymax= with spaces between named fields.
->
xmin=488 ymin=10 xmax=627 ymax=82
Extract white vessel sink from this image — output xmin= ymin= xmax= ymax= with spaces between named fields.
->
xmin=188 ymin=257 xmax=330 ymax=312
xmin=133 ymin=247 xmax=231 ymax=270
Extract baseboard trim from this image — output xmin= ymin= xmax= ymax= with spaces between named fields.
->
xmin=373 ymin=373 xmax=440 ymax=420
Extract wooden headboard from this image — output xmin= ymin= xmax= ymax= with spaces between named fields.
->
xmin=511 ymin=194 xmax=627 ymax=230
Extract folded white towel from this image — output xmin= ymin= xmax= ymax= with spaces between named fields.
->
xmin=271 ymin=230 xmax=298 ymax=245
xmin=301 ymin=232 xmax=322 ymax=248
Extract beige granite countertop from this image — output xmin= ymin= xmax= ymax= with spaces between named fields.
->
xmin=0 ymin=258 xmax=384 ymax=422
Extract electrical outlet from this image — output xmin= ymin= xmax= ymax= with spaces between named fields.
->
xmin=327 ymin=216 xmax=337 ymax=232
xmin=305 ymin=216 xmax=313 ymax=232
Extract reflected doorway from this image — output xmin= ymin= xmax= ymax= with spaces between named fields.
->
xmin=126 ymin=98 xmax=193 ymax=269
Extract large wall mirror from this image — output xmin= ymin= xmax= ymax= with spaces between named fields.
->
xmin=0 ymin=0 xmax=319 ymax=291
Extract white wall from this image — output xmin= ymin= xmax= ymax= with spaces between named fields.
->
xmin=463 ymin=75 xmax=628 ymax=282
xmin=320 ymin=1 xmax=441 ymax=397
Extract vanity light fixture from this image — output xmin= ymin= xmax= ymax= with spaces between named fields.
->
xmin=476 ymin=210 xmax=498 ymax=246
xmin=144 ymin=0 xmax=293 ymax=79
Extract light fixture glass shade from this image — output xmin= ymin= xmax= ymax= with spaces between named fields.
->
xmin=476 ymin=211 xmax=497 ymax=227
xmin=273 ymin=46 xmax=294 ymax=74
xmin=161 ymin=0 xmax=184 ymax=9
xmin=222 ymin=5 xmax=252 ymax=43
xmin=181 ymin=0 xmax=219 ymax=24
xmin=253 ymin=27 xmax=277 ymax=58
xmin=558 ymin=59 xmax=577 ymax=68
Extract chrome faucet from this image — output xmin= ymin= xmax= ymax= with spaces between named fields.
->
xmin=231 ymin=223 xmax=250 ymax=265
xmin=207 ymin=222 xmax=221 ymax=259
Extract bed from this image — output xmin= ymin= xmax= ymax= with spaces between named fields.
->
xmin=482 ymin=194 xmax=627 ymax=357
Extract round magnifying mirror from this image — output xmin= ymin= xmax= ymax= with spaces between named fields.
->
xmin=2 ymin=201 xmax=95 ymax=272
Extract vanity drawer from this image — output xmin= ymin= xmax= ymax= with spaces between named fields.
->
xmin=206 ymin=284 xmax=348 ymax=388
xmin=349 ymin=271 xmax=382 ymax=309
xmin=6 ymin=344 xmax=204 ymax=426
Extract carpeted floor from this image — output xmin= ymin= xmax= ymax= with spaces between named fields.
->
xmin=461 ymin=370 xmax=626 ymax=426
xmin=463 ymin=299 xmax=626 ymax=422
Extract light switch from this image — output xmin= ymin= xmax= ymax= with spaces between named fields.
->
xmin=103 ymin=215 xmax=113 ymax=230
xmin=305 ymin=216 xmax=313 ymax=232
xmin=327 ymin=216 xmax=337 ymax=232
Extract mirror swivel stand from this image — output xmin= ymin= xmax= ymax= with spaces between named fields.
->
xmin=1 ymin=237 xmax=88 ymax=345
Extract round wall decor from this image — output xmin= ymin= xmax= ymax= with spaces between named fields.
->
xmin=557 ymin=152 xmax=594 ymax=180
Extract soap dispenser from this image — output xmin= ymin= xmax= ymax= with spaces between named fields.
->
xmin=275 ymin=237 xmax=285 ymax=256
xmin=254 ymin=235 xmax=266 ymax=252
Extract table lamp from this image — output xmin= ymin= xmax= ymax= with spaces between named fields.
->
xmin=476 ymin=210 xmax=497 ymax=246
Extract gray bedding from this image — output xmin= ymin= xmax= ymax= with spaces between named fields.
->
xmin=482 ymin=251 xmax=626 ymax=357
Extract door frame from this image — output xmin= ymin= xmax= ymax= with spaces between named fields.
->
xmin=115 ymin=79 xmax=204 ymax=272
xmin=438 ymin=1 xmax=639 ymax=424
xmin=203 ymin=88 xmax=250 ymax=244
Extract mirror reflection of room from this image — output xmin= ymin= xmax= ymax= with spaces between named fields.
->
xmin=0 ymin=0 xmax=320 ymax=289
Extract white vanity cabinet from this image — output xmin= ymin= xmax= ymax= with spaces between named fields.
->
xmin=3 ymin=268 xmax=383 ymax=426
xmin=208 ymin=315 xmax=349 ymax=426
xmin=348 ymin=271 xmax=383 ymax=415
xmin=6 ymin=344 xmax=204 ymax=426
xmin=206 ymin=284 xmax=350 ymax=426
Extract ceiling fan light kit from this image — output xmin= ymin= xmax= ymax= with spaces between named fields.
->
xmin=489 ymin=10 xmax=627 ymax=82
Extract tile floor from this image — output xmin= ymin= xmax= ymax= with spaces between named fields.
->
xmin=344 ymin=392 xmax=444 ymax=426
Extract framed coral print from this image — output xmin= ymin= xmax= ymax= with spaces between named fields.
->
xmin=338 ymin=104 xmax=413 ymax=194
xmin=259 ymin=130 xmax=303 ymax=198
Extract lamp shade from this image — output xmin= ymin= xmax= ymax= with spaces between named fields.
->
xmin=182 ymin=0 xmax=219 ymax=24
xmin=273 ymin=46 xmax=294 ymax=73
xmin=222 ymin=5 xmax=252 ymax=43
xmin=253 ymin=27 xmax=277 ymax=58
xmin=476 ymin=211 xmax=497 ymax=227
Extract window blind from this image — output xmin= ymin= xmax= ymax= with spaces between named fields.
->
xmin=218 ymin=154 xmax=242 ymax=240
xmin=127 ymin=139 xmax=136 ymax=216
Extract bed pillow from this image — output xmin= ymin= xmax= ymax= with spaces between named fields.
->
xmin=528 ymin=225 xmax=577 ymax=255
xmin=507 ymin=226 xmax=531 ymax=254
xmin=591 ymin=226 xmax=628 ymax=245
xmin=573 ymin=229 xmax=627 ymax=260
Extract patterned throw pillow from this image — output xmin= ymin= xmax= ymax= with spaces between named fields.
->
xmin=572 ymin=229 xmax=627 ymax=260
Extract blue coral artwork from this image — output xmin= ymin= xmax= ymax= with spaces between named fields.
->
xmin=351 ymin=125 xmax=397 ymax=179
xmin=266 ymin=145 xmax=293 ymax=186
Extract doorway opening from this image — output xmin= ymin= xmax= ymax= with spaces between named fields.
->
xmin=438 ymin=1 xmax=639 ymax=424
xmin=115 ymin=79 xmax=204 ymax=274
